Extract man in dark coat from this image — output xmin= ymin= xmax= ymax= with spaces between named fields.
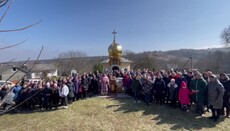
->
xmin=17 ymin=84 xmax=28 ymax=111
xmin=52 ymin=82 xmax=60 ymax=109
xmin=27 ymin=85 xmax=36 ymax=110
xmin=219 ymin=73 xmax=230 ymax=118
xmin=81 ymin=75 xmax=89 ymax=99
xmin=153 ymin=74 xmax=166 ymax=105
xmin=73 ymin=76 xmax=80 ymax=101
xmin=162 ymin=73 xmax=170 ymax=104
xmin=67 ymin=78 xmax=75 ymax=104
xmin=43 ymin=82 xmax=53 ymax=110
xmin=35 ymin=84 xmax=44 ymax=110
xmin=131 ymin=74 xmax=142 ymax=103
xmin=91 ymin=74 xmax=99 ymax=95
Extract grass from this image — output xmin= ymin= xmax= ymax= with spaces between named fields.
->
xmin=0 ymin=96 xmax=230 ymax=131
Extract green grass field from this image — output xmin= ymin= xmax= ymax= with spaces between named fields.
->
xmin=0 ymin=96 xmax=230 ymax=131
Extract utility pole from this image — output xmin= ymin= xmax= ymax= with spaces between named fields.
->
xmin=190 ymin=56 xmax=193 ymax=71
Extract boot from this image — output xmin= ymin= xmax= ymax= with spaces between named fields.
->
xmin=214 ymin=109 xmax=221 ymax=122
xmin=226 ymin=109 xmax=230 ymax=118
xmin=209 ymin=109 xmax=215 ymax=120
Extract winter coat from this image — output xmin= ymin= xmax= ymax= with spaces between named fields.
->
xmin=175 ymin=77 xmax=187 ymax=89
xmin=59 ymin=85 xmax=69 ymax=97
xmin=208 ymin=80 xmax=225 ymax=109
xmin=162 ymin=76 xmax=170 ymax=86
xmin=91 ymin=78 xmax=99 ymax=91
xmin=73 ymin=78 xmax=80 ymax=94
xmin=81 ymin=78 xmax=89 ymax=91
xmin=179 ymin=88 xmax=191 ymax=105
xmin=131 ymin=78 xmax=142 ymax=93
xmin=220 ymin=79 xmax=230 ymax=103
xmin=43 ymin=87 xmax=53 ymax=103
xmin=123 ymin=74 xmax=131 ymax=89
xmin=153 ymin=78 xmax=166 ymax=95
xmin=190 ymin=78 xmax=207 ymax=103
xmin=4 ymin=91 xmax=15 ymax=104
xmin=167 ymin=83 xmax=178 ymax=100
xmin=141 ymin=78 xmax=153 ymax=94
xmin=67 ymin=82 xmax=75 ymax=98
xmin=17 ymin=87 xmax=28 ymax=102
xmin=12 ymin=85 xmax=21 ymax=100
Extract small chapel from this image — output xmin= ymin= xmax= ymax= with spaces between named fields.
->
xmin=101 ymin=30 xmax=132 ymax=73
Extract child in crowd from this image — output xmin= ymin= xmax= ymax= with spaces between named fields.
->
xmin=178 ymin=81 xmax=192 ymax=112
xmin=167 ymin=79 xmax=178 ymax=108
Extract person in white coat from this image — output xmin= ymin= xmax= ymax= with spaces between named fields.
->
xmin=59 ymin=79 xmax=69 ymax=109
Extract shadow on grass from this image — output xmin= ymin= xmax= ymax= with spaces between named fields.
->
xmin=0 ymin=108 xmax=60 ymax=115
xmin=107 ymin=96 xmax=225 ymax=130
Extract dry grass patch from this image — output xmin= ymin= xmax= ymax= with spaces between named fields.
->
xmin=0 ymin=97 xmax=230 ymax=131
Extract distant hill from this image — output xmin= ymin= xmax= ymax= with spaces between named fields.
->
xmin=2 ymin=46 xmax=230 ymax=74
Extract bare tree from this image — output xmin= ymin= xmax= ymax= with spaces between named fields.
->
xmin=0 ymin=0 xmax=41 ymax=33
xmin=56 ymin=50 xmax=87 ymax=76
xmin=0 ymin=0 xmax=44 ymax=114
xmin=221 ymin=25 xmax=230 ymax=46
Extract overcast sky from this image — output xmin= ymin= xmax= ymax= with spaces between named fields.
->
xmin=0 ymin=0 xmax=230 ymax=62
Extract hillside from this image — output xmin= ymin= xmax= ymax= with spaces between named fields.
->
xmin=2 ymin=47 xmax=230 ymax=74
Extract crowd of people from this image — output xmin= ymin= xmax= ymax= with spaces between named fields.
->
xmin=123 ymin=69 xmax=230 ymax=122
xmin=0 ymin=72 xmax=110 ymax=111
xmin=0 ymin=69 xmax=230 ymax=122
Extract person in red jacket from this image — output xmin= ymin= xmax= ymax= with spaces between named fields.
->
xmin=179 ymin=81 xmax=192 ymax=112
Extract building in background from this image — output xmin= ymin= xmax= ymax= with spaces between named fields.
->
xmin=101 ymin=31 xmax=132 ymax=73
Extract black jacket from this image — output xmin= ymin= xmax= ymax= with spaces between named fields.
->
xmin=221 ymin=79 xmax=230 ymax=102
xmin=153 ymin=78 xmax=166 ymax=95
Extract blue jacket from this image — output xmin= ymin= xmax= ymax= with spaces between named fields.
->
xmin=13 ymin=85 xmax=21 ymax=100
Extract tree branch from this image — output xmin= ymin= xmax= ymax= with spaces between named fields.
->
xmin=0 ymin=0 xmax=12 ymax=23
xmin=0 ymin=39 xmax=26 ymax=50
xmin=0 ymin=20 xmax=42 ymax=32
xmin=0 ymin=0 xmax=9 ymax=8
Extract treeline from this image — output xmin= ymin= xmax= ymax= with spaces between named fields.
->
xmin=56 ymin=47 xmax=230 ymax=76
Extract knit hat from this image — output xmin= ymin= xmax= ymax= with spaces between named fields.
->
xmin=181 ymin=81 xmax=187 ymax=88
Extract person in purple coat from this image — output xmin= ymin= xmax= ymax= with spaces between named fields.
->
xmin=73 ymin=76 xmax=80 ymax=101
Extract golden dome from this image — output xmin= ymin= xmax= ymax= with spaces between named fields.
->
xmin=108 ymin=40 xmax=123 ymax=57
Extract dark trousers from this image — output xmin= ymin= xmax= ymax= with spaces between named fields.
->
xmin=145 ymin=93 xmax=152 ymax=105
xmin=196 ymin=101 xmax=204 ymax=114
xmin=74 ymin=93 xmax=79 ymax=101
xmin=133 ymin=92 xmax=140 ymax=101
xmin=52 ymin=95 xmax=59 ymax=108
xmin=221 ymin=100 xmax=230 ymax=116
xmin=68 ymin=97 xmax=74 ymax=104
xmin=82 ymin=90 xmax=87 ymax=99
xmin=38 ymin=98 xmax=43 ymax=109
xmin=210 ymin=105 xmax=221 ymax=120
xmin=170 ymin=99 xmax=177 ymax=108
xmin=61 ymin=96 xmax=68 ymax=106
xmin=155 ymin=94 xmax=164 ymax=105
xmin=43 ymin=98 xmax=52 ymax=110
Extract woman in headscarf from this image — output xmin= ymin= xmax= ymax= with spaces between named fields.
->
xmin=208 ymin=75 xmax=225 ymax=122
